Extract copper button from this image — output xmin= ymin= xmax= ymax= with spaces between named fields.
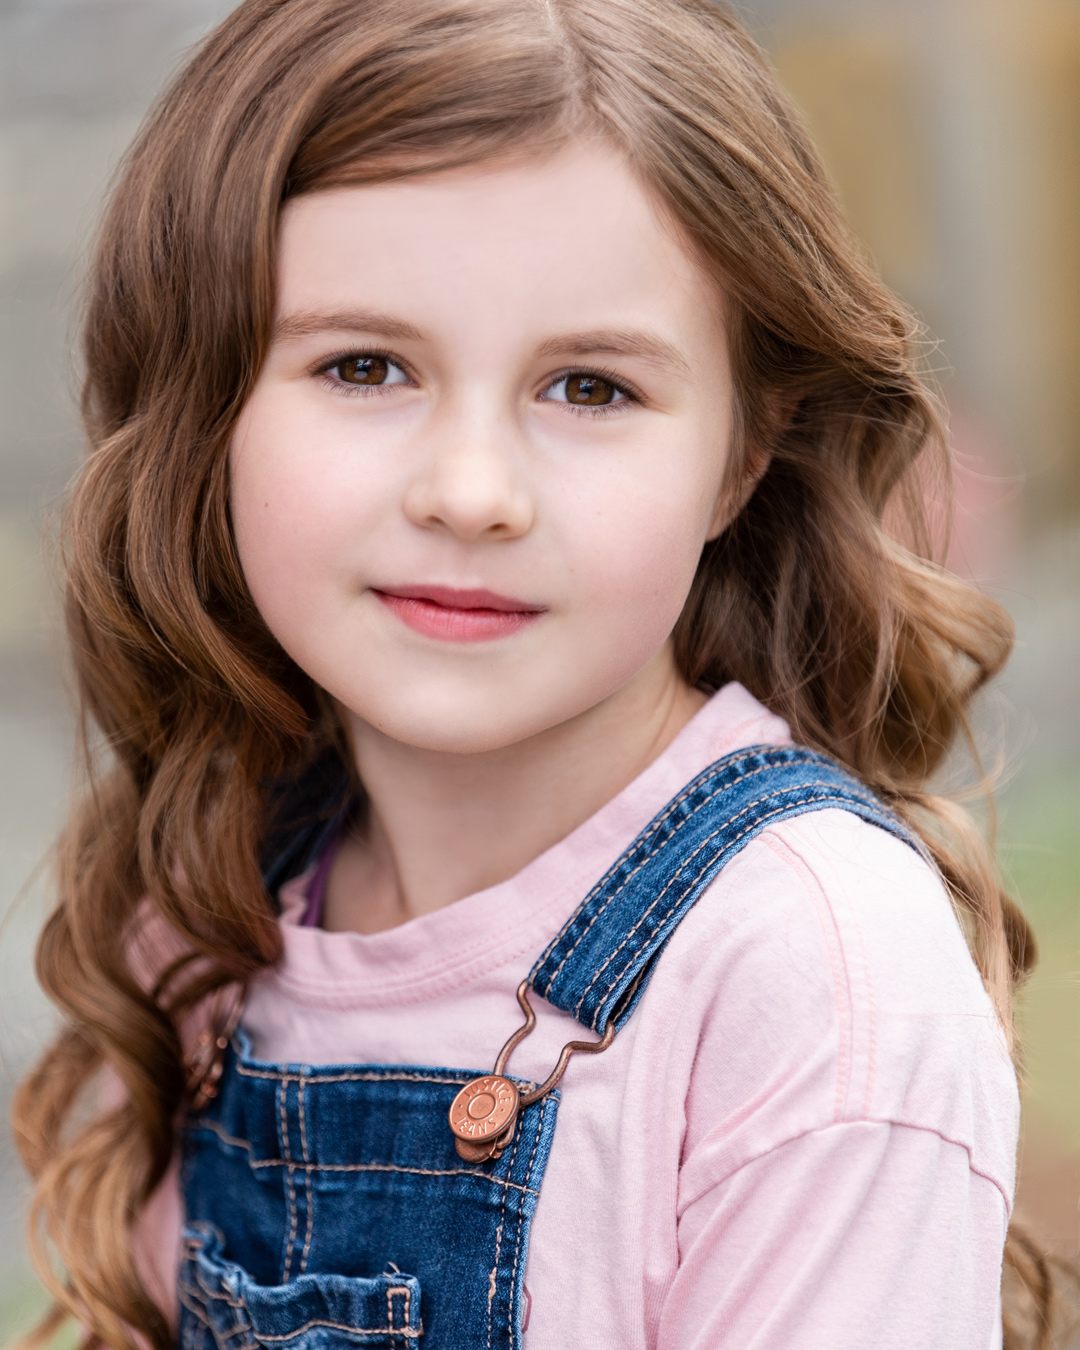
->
xmin=448 ymin=1075 xmax=519 ymax=1142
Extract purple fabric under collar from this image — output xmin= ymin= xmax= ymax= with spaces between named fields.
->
xmin=300 ymin=828 xmax=344 ymax=928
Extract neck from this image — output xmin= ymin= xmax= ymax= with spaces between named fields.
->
xmin=324 ymin=648 xmax=706 ymax=934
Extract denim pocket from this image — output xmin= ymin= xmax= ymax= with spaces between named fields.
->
xmin=178 ymin=1223 xmax=423 ymax=1348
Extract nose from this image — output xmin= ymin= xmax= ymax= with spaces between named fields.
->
xmin=402 ymin=403 xmax=535 ymax=542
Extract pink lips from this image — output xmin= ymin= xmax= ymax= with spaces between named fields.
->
xmin=372 ymin=585 xmax=545 ymax=642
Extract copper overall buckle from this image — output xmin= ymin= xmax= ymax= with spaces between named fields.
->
xmin=447 ymin=980 xmax=615 ymax=1163
xmin=185 ymin=986 xmax=244 ymax=1112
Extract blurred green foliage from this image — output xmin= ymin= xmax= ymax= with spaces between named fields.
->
xmin=1003 ymin=774 xmax=1080 ymax=1147
xmin=0 ymin=1281 xmax=76 ymax=1350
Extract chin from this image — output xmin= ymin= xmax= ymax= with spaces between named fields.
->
xmin=339 ymin=679 xmax=603 ymax=756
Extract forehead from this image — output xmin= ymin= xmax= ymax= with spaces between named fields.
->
xmin=275 ymin=142 xmax=724 ymax=351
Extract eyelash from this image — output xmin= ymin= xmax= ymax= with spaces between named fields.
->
xmin=546 ymin=366 xmax=642 ymax=418
xmin=313 ymin=347 xmax=414 ymax=397
xmin=313 ymin=350 xmax=644 ymax=415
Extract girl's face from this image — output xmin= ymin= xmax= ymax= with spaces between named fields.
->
xmin=231 ymin=142 xmax=737 ymax=753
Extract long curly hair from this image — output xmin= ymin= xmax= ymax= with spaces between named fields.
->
xmin=11 ymin=0 xmax=1052 ymax=1344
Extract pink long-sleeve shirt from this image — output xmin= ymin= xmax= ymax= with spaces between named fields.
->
xmin=137 ymin=683 xmax=1017 ymax=1347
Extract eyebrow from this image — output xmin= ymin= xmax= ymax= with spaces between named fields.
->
xmin=272 ymin=311 xmax=691 ymax=378
xmin=535 ymin=329 xmax=691 ymax=378
xmin=271 ymin=309 xmax=425 ymax=343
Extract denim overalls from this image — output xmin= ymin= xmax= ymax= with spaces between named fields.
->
xmin=179 ymin=746 xmax=920 ymax=1349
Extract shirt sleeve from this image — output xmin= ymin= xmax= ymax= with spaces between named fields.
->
xmin=132 ymin=1154 xmax=183 ymax=1326
xmin=102 ymin=894 xmax=199 ymax=1330
xmin=99 ymin=1063 xmax=183 ymax=1328
xmin=661 ymin=1119 xmax=1007 ymax=1350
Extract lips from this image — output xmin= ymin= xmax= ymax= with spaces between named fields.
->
xmin=372 ymin=585 xmax=545 ymax=642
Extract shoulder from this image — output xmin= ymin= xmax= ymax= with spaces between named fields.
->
xmin=644 ymin=807 xmax=1018 ymax=1201
xmin=757 ymin=807 xmax=988 ymax=1022
xmin=124 ymin=899 xmax=220 ymax=1059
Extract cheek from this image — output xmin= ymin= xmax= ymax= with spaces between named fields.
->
xmin=228 ymin=398 xmax=382 ymax=629
xmin=563 ymin=456 xmax=718 ymax=650
xmin=230 ymin=409 xmax=307 ymax=623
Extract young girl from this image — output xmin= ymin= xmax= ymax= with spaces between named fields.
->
xmin=14 ymin=0 xmax=1037 ymax=1346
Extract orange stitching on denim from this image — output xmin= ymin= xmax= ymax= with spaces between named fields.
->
xmin=182 ymin=1264 xmax=420 ymax=1342
xmin=279 ymin=1073 xmax=292 ymax=1161
xmin=559 ymin=770 xmax=885 ymax=1005
xmin=190 ymin=1251 xmax=245 ymax=1308
xmin=581 ymin=788 xmax=829 ymax=1017
xmin=531 ymin=757 xmax=778 ymax=977
xmin=533 ymin=756 xmax=788 ymax=963
xmin=235 ymin=1064 xmax=473 ymax=1086
xmin=485 ymin=1215 xmax=504 ymax=1349
xmin=297 ymin=1070 xmax=310 ymax=1160
xmin=297 ymin=1170 xmax=313 ymax=1278
xmin=387 ymin=1285 xmax=412 ymax=1338
xmin=282 ymin=1167 xmax=298 ymax=1281
xmin=176 ymin=1280 xmax=208 ymax=1350
xmin=279 ymin=1079 xmax=298 ymax=1283
xmin=179 ymin=1283 xmax=425 ymax=1346
xmin=195 ymin=1270 xmax=236 ymax=1309
xmin=582 ymin=788 xmax=871 ymax=1023
xmin=543 ymin=757 xmax=870 ymax=997
xmin=253 ymin=1318 xmax=421 ymax=1341
xmin=485 ymin=1118 xmax=522 ymax=1350
xmin=189 ymin=1118 xmax=260 ymax=1156
xmin=183 ymin=1262 xmax=260 ymax=1348
xmin=178 ymin=1277 xmax=257 ymax=1350
xmin=188 ymin=1117 xmax=542 ymax=1193
xmin=506 ymin=1096 xmax=548 ymax=1343
xmin=297 ymin=1071 xmax=314 ymax=1276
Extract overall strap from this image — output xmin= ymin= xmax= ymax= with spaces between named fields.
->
xmin=529 ymin=745 xmax=925 ymax=1036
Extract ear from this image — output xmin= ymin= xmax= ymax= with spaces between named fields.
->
xmin=706 ymin=385 xmax=801 ymax=540
xmin=706 ymin=445 xmax=771 ymax=540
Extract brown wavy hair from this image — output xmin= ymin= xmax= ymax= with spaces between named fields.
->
xmin=11 ymin=0 xmax=1057 ymax=1345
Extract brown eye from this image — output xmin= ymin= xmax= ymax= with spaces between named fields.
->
xmin=565 ymin=374 xmax=617 ymax=405
xmin=542 ymin=371 xmax=631 ymax=412
xmin=338 ymin=355 xmax=389 ymax=385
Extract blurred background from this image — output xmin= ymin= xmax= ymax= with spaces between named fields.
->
xmin=0 ymin=0 xmax=1076 ymax=1335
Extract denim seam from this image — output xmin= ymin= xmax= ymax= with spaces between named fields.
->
xmin=177 ymin=1278 xmax=257 ymax=1350
xmin=485 ymin=1117 xmax=521 ymax=1350
xmin=189 ymin=1117 xmax=541 ymax=1193
xmin=589 ymin=789 xmax=892 ymax=1023
xmin=533 ymin=757 xmax=786 ymax=980
xmin=235 ymin=1065 xmax=474 ymax=1086
xmin=506 ymin=1096 xmax=548 ymax=1346
xmin=560 ymin=776 xmax=883 ymax=1007
xmin=578 ymin=784 xmax=868 ymax=1022
xmin=299 ymin=1166 xmax=313 ymax=1278
xmin=193 ymin=1262 xmax=245 ymax=1310
xmin=178 ymin=1288 xmax=203 ymax=1350
xmin=248 ymin=1318 xmax=421 ymax=1341
xmin=279 ymin=1078 xmax=298 ymax=1283
xmin=181 ymin=1268 xmax=260 ymax=1350
xmin=543 ymin=758 xmax=882 ymax=1000
xmin=387 ymin=1285 xmax=412 ymax=1338
xmin=176 ymin=1281 xmax=210 ymax=1340
xmin=180 ymin=1270 xmax=420 ymax=1343
xmin=298 ymin=1070 xmax=311 ymax=1159
xmin=485 ymin=1197 xmax=504 ymax=1349
xmin=297 ymin=1070 xmax=314 ymax=1276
